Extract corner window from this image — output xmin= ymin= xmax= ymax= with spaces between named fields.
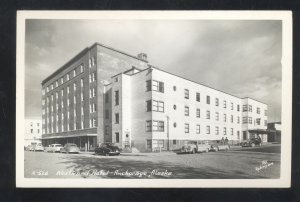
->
xmin=153 ymin=80 xmax=164 ymax=93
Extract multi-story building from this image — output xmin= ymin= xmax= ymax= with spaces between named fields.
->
xmin=42 ymin=42 xmax=268 ymax=152
xmin=104 ymin=66 xmax=268 ymax=152
xmin=24 ymin=118 xmax=42 ymax=147
xmin=41 ymin=43 xmax=148 ymax=150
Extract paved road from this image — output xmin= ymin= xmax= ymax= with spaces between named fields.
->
xmin=24 ymin=146 xmax=280 ymax=179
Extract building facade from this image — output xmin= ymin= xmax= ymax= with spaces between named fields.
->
xmin=104 ymin=66 xmax=268 ymax=152
xmin=41 ymin=43 xmax=148 ymax=150
xmin=24 ymin=118 xmax=42 ymax=147
xmin=42 ymin=43 xmax=268 ymax=152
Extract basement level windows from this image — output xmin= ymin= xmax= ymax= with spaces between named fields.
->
xmin=146 ymin=80 xmax=164 ymax=93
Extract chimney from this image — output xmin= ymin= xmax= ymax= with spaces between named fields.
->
xmin=137 ymin=53 xmax=147 ymax=61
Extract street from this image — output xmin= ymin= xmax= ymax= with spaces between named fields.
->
xmin=24 ymin=145 xmax=280 ymax=179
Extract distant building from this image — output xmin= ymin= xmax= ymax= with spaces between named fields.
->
xmin=41 ymin=43 xmax=268 ymax=152
xmin=24 ymin=118 xmax=42 ymax=146
xmin=267 ymin=122 xmax=281 ymax=143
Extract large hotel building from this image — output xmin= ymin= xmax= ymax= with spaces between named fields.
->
xmin=41 ymin=43 xmax=268 ymax=152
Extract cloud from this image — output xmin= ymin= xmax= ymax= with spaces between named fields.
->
xmin=24 ymin=19 xmax=282 ymax=122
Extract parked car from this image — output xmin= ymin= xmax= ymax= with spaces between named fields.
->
xmin=210 ymin=141 xmax=230 ymax=152
xmin=176 ymin=141 xmax=211 ymax=154
xmin=60 ymin=143 xmax=80 ymax=154
xmin=95 ymin=143 xmax=121 ymax=156
xmin=31 ymin=143 xmax=44 ymax=152
xmin=46 ymin=144 xmax=64 ymax=153
xmin=241 ymin=137 xmax=262 ymax=147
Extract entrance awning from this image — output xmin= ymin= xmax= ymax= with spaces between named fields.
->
xmin=41 ymin=134 xmax=97 ymax=139
xmin=248 ymin=129 xmax=268 ymax=134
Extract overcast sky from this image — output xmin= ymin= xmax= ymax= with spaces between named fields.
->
xmin=25 ymin=19 xmax=282 ymax=122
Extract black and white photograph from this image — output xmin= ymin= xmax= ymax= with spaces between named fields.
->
xmin=16 ymin=11 xmax=292 ymax=187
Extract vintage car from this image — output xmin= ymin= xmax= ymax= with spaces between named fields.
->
xmin=95 ymin=143 xmax=121 ymax=156
xmin=30 ymin=143 xmax=44 ymax=152
xmin=241 ymin=137 xmax=262 ymax=147
xmin=60 ymin=143 xmax=80 ymax=154
xmin=210 ymin=141 xmax=230 ymax=152
xmin=46 ymin=144 xmax=64 ymax=153
xmin=176 ymin=141 xmax=211 ymax=154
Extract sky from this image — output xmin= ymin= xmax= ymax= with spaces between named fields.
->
xmin=25 ymin=19 xmax=282 ymax=122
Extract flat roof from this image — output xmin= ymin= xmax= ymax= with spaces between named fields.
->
xmin=42 ymin=43 xmax=148 ymax=85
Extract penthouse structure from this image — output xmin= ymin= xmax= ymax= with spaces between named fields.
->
xmin=41 ymin=43 xmax=268 ymax=152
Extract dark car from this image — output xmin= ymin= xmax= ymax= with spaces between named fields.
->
xmin=60 ymin=143 xmax=80 ymax=154
xmin=95 ymin=143 xmax=121 ymax=156
xmin=241 ymin=137 xmax=262 ymax=147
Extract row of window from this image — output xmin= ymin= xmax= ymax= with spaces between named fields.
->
xmin=144 ymin=80 xmax=267 ymax=115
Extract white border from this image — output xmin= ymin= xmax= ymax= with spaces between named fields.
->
xmin=16 ymin=11 xmax=292 ymax=188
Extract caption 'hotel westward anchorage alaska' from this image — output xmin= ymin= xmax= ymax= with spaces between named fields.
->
xmin=41 ymin=42 xmax=268 ymax=152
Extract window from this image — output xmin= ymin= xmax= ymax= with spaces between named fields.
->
xmin=231 ymin=115 xmax=233 ymax=123
xmin=115 ymin=113 xmax=119 ymax=124
xmin=51 ymin=84 xmax=53 ymax=90
xmin=153 ymin=80 xmax=164 ymax=93
xmin=146 ymin=120 xmax=152 ymax=132
xmin=249 ymin=105 xmax=252 ymax=112
xmin=81 ymin=106 xmax=84 ymax=115
xmin=90 ymin=103 xmax=96 ymax=113
xmin=146 ymin=100 xmax=152 ymax=112
xmin=196 ymin=125 xmax=200 ymax=134
xmin=206 ymin=126 xmax=210 ymax=134
xmin=223 ymin=100 xmax=226 ymax=108
xmin=92 ymin=118 xmax=97 ymax=127
xmin=153 ymin=100 xmax=164 ymax=112
xmin=215 ymin=126 xmax=219 ymax=135
xmin=173 ymin=122 xmax=177 ymax=127
xmin=237 ymin=116 xmax=240 ymax=124
xmin=256 ymin=118 xmax=261 ymax=125
xmin=74 ymin=82 xmax=77 ymax=91
xmin=92 ymin=56 xmax=95 ymax=66
xmin=173 ymin=140 xmax=177 ymax=145
xmin=42 ymin=89 xmax=45 ymax=95
xmin=257 ymin=107 xmax=260 ymax=114
xmin=56 ymin=92 xmax=58 ymax=99
xmin=231 ymin=102 xmax=233 ymax=110
xmin=206 ymin=96 xmax=210 ymax=104
xmin=81 ymin=78 xmax=84 ymax=87
xmin=67 ymin=74 xmax=70 ymax=81
xmin=223 ymin=127 xmax=227 ymax=135
xmin=243 ymin=105 xmax=248 ymax=112
xmin=73 ymin=69 xmax=76 ymax=77
xmin=242 ymin=117 xmax=248 ymax=124
xmin=61 ymin=89 xmax=64 ymax=97
xmin=146 ymin=80 xmax=151 ymax=91
xmin=147 ymin=140 xmax=152 ymax=149
xmin=89 ymin=88 xmax=96 ymax=97
xmin=215 ymin=112 xmax=219 ymax=121
xmin=115 ymin=77 xmax=118 ymax=82
xmin=223 ymin=114 xmax=226 ymax=122
xmin=248 ymin=117 xmax=253 ymax=124
xmin=67 ymin=98 xmax=70 ymax=106
xmin=105 ymin=125 xmax=109 ymax=135
xmin=92 ymin=73 xmax=96 ymax=82
xmin=67 ymin=86 xmax=70 ymax=94
xmin=81 ymin=93 xmax=84 ymax=101
xmin=206 ymin=110 xmax=210 ymax=119
xmin=115 ymin=91 xmax=119 ymax=105
xmin=60 ymin=77 xmax=64 ymax=84
xmin=30 ymin=129 xmax=33 ymax=134
xmin=231 ymin=128 xmax=234 ymax=135
xmin=55 ymin=81 xmax=58 ymax=87
xmin=173 ymin=105 xmax=177 ymax=110
xmin=185 ymin=123 xmax=189 ymax=133
xmin=80 ymin=65 xmax=84 ymax=73
xmin=173 ymin=86 xmax=176 ymax=91
xmin=264 ymin=120 xmax=267 ymax=126
xmin=115 ymin=133 xmax=119 ymax=143
xmin=196 ymin=108 xmax=200 ymax=118
xmin=185 ymin=106 xmax=189 ymax=116
xmin=146 ymin=120 xmax=164 ymax=132
xmin=196 ymin=92 xmax=200 ymax=102
xmin=184 ymin=89 xmax=189 ymax=99
xmin=105 ymin=110 xmax=109 ymax=119
xmin=89 ymin=58 xmax=92 ymax=68
xmin=215 ymin=98 xmax=219 ymax=106
xmin=237 ymin=104 xmax=240 ymax=111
